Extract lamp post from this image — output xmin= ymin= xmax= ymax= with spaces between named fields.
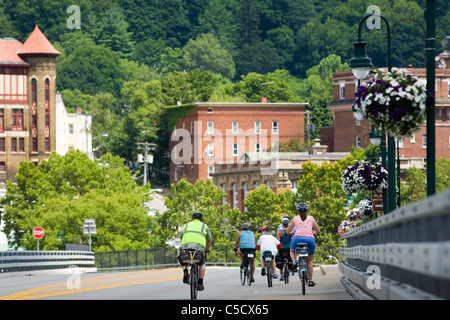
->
xmin=57 ymin=228 xmax=66 ymax=249
xmin=425 ymin=0 xmax=436 ymax=196
xmin=349 ymin=13 xmax=396 ymax=214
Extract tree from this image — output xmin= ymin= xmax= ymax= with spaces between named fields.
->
xmin=94 ymin=6 xmax=134 ymax=58
xmin=0 ymin=150 xmax=151 ymax=251
xmin=181 ymin=33 xmax=236 ymax=79
xmin=243 ymin=185 xmax=284 ymax=232
xmin=157 ymin=178 xmax=240 ymax=246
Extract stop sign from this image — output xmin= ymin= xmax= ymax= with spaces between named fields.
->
xmin=33 ymin=227 xmax=45 ymax=240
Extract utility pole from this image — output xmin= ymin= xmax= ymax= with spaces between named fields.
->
xmin=137 ymin=142 xmax=156 ymax=185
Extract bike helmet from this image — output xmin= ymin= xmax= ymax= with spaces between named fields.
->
xmin=192 ymin=211 xmax=203 ymax=220
xmin=296 ymin=202 xmax=309 ymax=212
xmin=281 ymin=217 xmax=290 ymax=226
xmin=241 ymin=223 xmax=249 ymax=230
xmin=258 ymin=226 xmax=269 ymax=233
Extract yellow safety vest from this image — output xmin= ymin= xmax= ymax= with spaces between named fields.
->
xmin=180 ymin=219 xmax=207 ymax=247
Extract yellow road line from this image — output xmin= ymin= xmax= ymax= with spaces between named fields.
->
xmin=0 ymin=269 xmax=183 ymax=300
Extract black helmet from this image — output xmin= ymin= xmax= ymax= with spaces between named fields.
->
xmin=296 ymin=202 xmax=309 ymax=212
xmin=241 ymin=223 xmax=249 ymax=230
xmin=192 ymin=211 xmax=203 ymax=220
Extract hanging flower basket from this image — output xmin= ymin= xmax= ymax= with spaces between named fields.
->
xmin=357 ymin=199 xmax=374 ymax=220
xmin=341 ymin=161 xmax=388 ymax=194
xmin=338 ymin=220 xmax=356 ymax=234
xmin=353 ymin=68 xmax=430 ymax=138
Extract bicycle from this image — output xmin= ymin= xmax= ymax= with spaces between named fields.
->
xmin=239 ymin=249 xmax=255 ymax=286
xmin=262 ymin=250 xmax=274 ymax=287
xmin=180 ymin=249 xmax=205 ymax=300
xmin=282 ymin=255 xmax=290 ymax=284
xmin=295 ymin=243 xmax=309 ymax=295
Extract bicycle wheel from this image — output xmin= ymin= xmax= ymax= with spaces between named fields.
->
xmin=190 ymin=264 xmax=198 ymax=300
xmin=266 ymin=263 xmax=272 ymax=287
xmin=247 ymin=259 xmax=253 ymax=286
xmin=283 ymin=259 xmax=289 ymax=284
xmin=301 ymin=269 xmax=307 ymax=295
xmin=240 ymin=265 xmax=246 ymax=285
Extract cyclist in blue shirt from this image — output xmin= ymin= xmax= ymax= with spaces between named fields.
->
xmin=276 ymin=216 xmax=294 ymax=280
xmin=234 ymin=223 xmax=256 ymax=282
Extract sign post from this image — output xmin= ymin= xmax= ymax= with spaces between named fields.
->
xmin=83 ymin=219 xmax=96 ymax=251
xmin=33 ymin=227 xmax=45 ymax=251
xmin=371 ymin=191 xmax=383 ymax=217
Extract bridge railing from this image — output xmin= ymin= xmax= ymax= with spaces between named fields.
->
xmin=339 ymin=188 xmax=450 ymax=300
xmin=0 ymin=250 xmax=96 ymax=274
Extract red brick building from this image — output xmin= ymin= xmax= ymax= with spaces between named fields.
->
xmin=168 ymin=101 xmax=306 ymax=185
xmin=322 ymin=52 xmax=450 ymax=171
xmin=0 ymin=26 xmax=60 ymax=182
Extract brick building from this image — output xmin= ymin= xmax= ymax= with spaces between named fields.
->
xmin=168 ymin=101 xmax=307 ymax=185
xmin=0 ymin=26 xmax=60 ymax=182
xmin=322 ymin=50 xmax=450 ymax=171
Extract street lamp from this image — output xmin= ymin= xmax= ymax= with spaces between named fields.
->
xmin=349 ymin=12 xmax=395 ymax=214
xmin=57 ymin=228 xmax=66 ymax=249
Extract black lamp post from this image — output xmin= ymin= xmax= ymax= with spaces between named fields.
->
xmin=349 ymin=13 xmax=395 ymax=214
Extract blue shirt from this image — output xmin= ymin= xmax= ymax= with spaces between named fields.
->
xmin=240 ymin=230 xmax=256 ymax=249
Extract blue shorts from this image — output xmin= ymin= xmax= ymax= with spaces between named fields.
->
xmin=290 ymin=236 xmax=316 ymax=255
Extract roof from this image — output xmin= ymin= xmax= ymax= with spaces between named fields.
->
xmin=0 ymin=38 xmax=29 ymax=66
xmin=18 ymin=25 xmax=60 ymax=56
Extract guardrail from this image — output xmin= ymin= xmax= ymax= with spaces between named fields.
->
xmin=0 ymin=250 xmax=96 ymax=274
xmin=339 ymin=188 xmax=450 ymax=300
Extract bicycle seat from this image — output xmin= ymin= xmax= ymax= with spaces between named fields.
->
xmin=295 ymin=243 xmax=309 ymax=256
xmin=262 ymin=250 xmax=273 ymax=259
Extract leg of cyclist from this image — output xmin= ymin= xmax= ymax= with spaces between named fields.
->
xmin=260 ymin=257 xmax=266 ymax=276
xmin=271 ymin=259 xmax=278 ymax=278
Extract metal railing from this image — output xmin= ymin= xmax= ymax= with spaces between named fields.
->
xmin=339 ymin=188 xmax=450 ymax=300
xmin=0 ymin=250 xmax=95 ymax=273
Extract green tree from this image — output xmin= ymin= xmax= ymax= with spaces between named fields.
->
xmin=157 ymin=178 xmax=240 ymax=246
xmin=0 ymin=150 xmax=151 ymax=251
xmin=181 ymin=33 xmax=236 ymax=79
xmin=94 ymin=6 xmax=134 ymax=58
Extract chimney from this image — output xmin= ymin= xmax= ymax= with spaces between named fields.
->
xmin=260 ymin=96 xmax=267 ymax=103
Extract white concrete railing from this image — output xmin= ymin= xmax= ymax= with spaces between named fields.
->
xmin=339 ymin=189 xmax=450 ymax=300
xmin=0 ymin=250 xmax=96 ymax=274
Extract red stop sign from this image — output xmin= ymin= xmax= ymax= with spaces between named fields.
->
xmin=33 ymin=227 xmax=45 ymax=239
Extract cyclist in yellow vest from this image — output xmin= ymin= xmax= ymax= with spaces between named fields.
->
xmin=180 ymin=211 xmax=211 ymax=291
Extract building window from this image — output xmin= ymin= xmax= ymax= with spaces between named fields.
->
xmin=0 ymin=109 xmax=3 ymax=133
xmin=11 ymin=137 xmax=17 ymax=152
xmin=356 ymin=136 xmax=361 ymax=149
xmin=233 ymin=143 xmax=239 ymax=156
xmin=255 ymin=121 xmax=261 ymax=134
xmin=243 ymin=183 xmax=248 ymax=212
xmin=207 ymin=121 xmax=214 ymax=134
xmin=272 ymin=121 xmax=278 ymax=134
xmin=410 ymin=134 xmax=415 ymax=144
xmin=448 ymin=82 xmax=450 ymax=96
xmin=397 ymin=138 xmax=403 ymax=148
xmin=69 ymin=124 xmax=74 ymax=134
xmin=32 ymin=138 xmax=37 ymax=152
xmin=232 ymin=184 xmax=238 ymax=209
xmin=19 ymin=138 xmax=24 ymax=152
xmin=208 ymin=165 xmax=214 ymax=179
xmin=0 ymin=162 xmax=5 ymax=172
xmin=232 ymin=121 xmax=238 ymax=134
xmin=292 ymin=180 xmax=298 ymax=193
xmin=340 ymin=82 xmax=345 ymax=99
xmin=45 ymin=138 xmax=50 ymax=152
xmin=222 ymin=185 xmax=227 ymax=205
xmin=0 ymin=138 xmax=5 ymax=152
xmin=12 ymin=109 xmax=23 ymax=130
xmin=207 ymin=143 xmax=214 ymax=156
xmin=422 ymin=134 xmax=427 ymax=148
xmin=190 ymin=166 xmax=194 ymax=180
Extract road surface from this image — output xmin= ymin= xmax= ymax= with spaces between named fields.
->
xmin=0 ymin=265 xmax=350 ymax=300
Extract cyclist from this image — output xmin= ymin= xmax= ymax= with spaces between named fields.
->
xmin=179 ymin=211 xmax=211 ymax=291
xmin=276 ymin=216 xmax=294 ymax=280
xmin=287 ymin=202 xmax=320 ymax=287
xmin=256 ymin=226 xmax=281 ymax=279
xmin=234 ymin=223 xmax=256 ymax=282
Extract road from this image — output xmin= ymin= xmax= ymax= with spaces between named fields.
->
xmin=0 ymin=265 xmax=350 ymax=301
